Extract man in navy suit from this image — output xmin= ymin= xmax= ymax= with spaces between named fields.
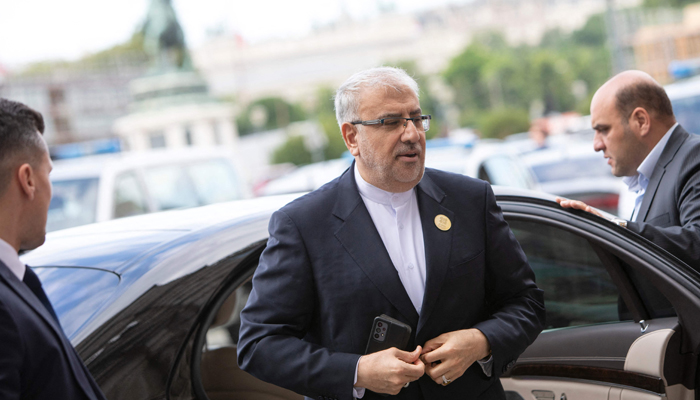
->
xmin=0 ymin=98 xmax=107 ymax=400
xmin=557 ymin=70 xmax=700 ymax=268
xmin=238 ymin=67 xmax=545 ymax=400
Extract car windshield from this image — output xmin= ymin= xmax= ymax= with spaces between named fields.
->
xmin=531 ymin=157 xmax=612 ymax=183
xmin=48 ymin=178 xmax=99 ymax=232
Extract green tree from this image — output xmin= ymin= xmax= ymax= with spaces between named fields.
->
xmin=237 ymin=97 xmax=307 ymax=136
xmin=20 ymin=31 xmax=150 ymax=77
xmin=572 ymin=13 xmax=607 ymax=47
xmin=312 ymin=86 xmax=348 ymax=160
xmin=478 ymin=108 xmax=530 ymax=139
xmin=644 ymin=0 xmax=698 ymax=7
xmin=271 ymin=136 xmax=312 ymax=165
xmin=443 ymin=13 xmax=614 ymax=127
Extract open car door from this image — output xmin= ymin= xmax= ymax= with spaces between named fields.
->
xmin=497 ymin=197 xmax=699 ymax=400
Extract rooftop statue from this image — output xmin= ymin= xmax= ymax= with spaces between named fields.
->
xmin=142 ymin=0 xmax=193 ymax=73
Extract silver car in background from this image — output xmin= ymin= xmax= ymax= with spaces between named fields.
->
xmin=48 ymin=147 xmax=250 ymax=232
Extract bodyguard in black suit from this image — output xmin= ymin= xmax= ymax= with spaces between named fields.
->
xmin=558 ymin=70 xmax=700 ymax=268
xmin=0 ymin=98 xmax=107 ymax=400
xmin=238 ymin=67 xmax=545 ymax=400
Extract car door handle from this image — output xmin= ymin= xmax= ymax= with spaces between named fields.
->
xmin=532 ymin=390 xmax=555 ymax=400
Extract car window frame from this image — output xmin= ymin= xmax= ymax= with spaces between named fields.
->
xmin=167 ymin=242 xmax=266 ymax=400
xmin=499 ymin=195 xmax=700 ymax=354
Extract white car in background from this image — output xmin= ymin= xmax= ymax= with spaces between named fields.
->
xmin=47 ymin=147 xmax=250 ymax=232
xmin=519 ymin=139 xmax=625 ymax=216
xmin=257 ymin=139 xmax=539 ymax=196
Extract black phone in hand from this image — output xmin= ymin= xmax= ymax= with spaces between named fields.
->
xmin=364 ymin=314 xmax=412 ymax=354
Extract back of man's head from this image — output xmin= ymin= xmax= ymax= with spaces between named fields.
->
xmin=612 ymin=71 xmax=675 ymax=124
xmin=0 ymin=98 xmax=46 ymax=198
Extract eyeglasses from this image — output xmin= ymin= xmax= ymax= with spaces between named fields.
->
xmin=350 ymin=115 xmax=431 ymax=133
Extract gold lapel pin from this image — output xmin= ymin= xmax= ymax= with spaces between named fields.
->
xmin=434 ymin=214 xmax=451 ymax=231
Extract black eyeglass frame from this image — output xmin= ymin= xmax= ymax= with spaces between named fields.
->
xmin=350 ymin=115 xmax=432 ymax=132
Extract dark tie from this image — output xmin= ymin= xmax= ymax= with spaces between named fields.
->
xmin=23 ymin=266 xmax=61 ymax=325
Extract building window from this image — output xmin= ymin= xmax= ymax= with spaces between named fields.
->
xmin=185 ymin=126 xmax=193 ymax=146
xmin=150 ymin=132 xmax=166 ymax=149
xmin=212 ymin=122 xmax=221 ymax=145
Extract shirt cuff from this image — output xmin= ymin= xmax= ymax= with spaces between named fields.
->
xmin=477 ymin=355 xmax=493 ymax=377
xmin=353 ymin=356 xmax=366 ymax=399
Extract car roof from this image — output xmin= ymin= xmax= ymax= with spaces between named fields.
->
xmin=24 ymin=186 xmax=558 ymax=273
xmin=50 ymin=147 xmax=238 ymax=181
xmin=22 ymin=194 xmax=301 ymax=272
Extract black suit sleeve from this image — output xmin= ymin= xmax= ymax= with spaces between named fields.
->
xmin=237 ymin=210 xmax=360 ymax=400
xmin=472 ymin=184 xmax=546 ymax=376
xmin=0 ymin=299 xmax=22 ymax=400
xmin=628 ymin=166 xmax=700 ymax=268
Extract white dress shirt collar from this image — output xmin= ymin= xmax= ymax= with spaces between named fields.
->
xmin=622 ymin=122 xmax=678 ymax=193
xmin=353 ymin=164 xmax=414 ymax=207
xmin=0 ymin=238 xmax=26 ymax=281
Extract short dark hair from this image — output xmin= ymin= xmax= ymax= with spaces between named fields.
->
xmin=615 ymin=81 xmax=674 ymax=122
xmin=0 ymin=98 xmax=47 ymax=195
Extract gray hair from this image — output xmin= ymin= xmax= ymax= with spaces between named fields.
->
xmin=334 ymin=67 xmax=420 ymax=128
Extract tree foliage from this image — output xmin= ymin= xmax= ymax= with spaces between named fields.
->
xmin=20 ymin=31 xmax=149 ymax=76
xmin=479 ymin=108 xmax=531 ymax=139
xmin=643 ymin=0 xmax=698 ymax=7
xmin=444 ymin=14 xmax=611 ymax=134
xmin=237 ymin=97 xmax=307 ymax=136
xmin=271 ymin=135 xmax=312 ymax=165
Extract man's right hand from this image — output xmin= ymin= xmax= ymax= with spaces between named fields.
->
xmin=556 ymin=197 xmax=604 ymax=217
xmin=355 ymin=346 xmax=424 ymax=395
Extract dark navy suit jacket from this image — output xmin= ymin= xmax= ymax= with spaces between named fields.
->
xmin=238 ymin=166 xmax=545 ymax=400
xmin=0 ymin=261 xmax=107 ymax=400
xmin=628 ymin=125 xmax=700 ymax=269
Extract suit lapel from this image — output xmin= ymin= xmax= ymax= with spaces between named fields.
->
xmin=333 ymin=164 xmax=419 ymax=326
xmin=0 ymin=261 xmax=97 ymax=399
xmin=638 ymin=126 xmax=689 ymax=221
xmin=0 ymin=261 xmax=64 ymax=338
xmin=415 ymin=173 xmax=453 ymax=334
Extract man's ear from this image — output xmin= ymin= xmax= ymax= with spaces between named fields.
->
xmin=341 ymin=122 xmax=360 ymax=157
xmin=629 ymin=107 xmax=651 ymax=138
xmin=17 ymin=163 xmax=36 ymax=200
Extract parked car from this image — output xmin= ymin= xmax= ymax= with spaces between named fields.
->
xmin=258 ymin=139 xmax=538 ymax=196
xmin=21 ymin=185 xmax=698 ymax=400
xmin=519 ymin=140 xmax=625 ymax=215
xmin=47 ymin=147 xmax=250 ymax=232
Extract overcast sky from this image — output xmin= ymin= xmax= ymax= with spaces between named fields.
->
xmin=0 ymin=0 xmax=469 ymax=69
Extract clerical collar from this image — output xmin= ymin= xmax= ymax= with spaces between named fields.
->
xmin=354 ymin=163 xmax=414 ymax=208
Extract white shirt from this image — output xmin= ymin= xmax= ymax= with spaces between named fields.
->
xmin=0 ymin=238 xmax=26 ymax=281
xmin=622 ymin=123 xmax=677 ymax=221
xmin=354 ymin=164 xmax=427 ymax=313
xmin=351 ymin=165 xmax=491 ymax=398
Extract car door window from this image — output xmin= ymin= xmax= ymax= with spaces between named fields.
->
xmin=508 ymin=219 xmax=631 ymax=329
xmin=143 ymin=164 xmax=199 ymax=211
xmin=197 ymin=279 xmax=303 ymax=400
xmin=113 ymin=172 xmax=148 ymax=219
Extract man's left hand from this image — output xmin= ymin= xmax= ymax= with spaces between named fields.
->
xmin=420 ymin=329 xmax=491 ymax=385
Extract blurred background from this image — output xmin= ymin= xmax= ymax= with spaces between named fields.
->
xmin=3 ymin=0 xmax=700 ymax=231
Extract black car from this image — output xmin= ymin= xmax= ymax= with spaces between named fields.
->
xmin=22 ymin=188 xmax=699 ymax=400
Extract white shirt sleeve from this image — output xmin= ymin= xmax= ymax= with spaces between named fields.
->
xmin=477 ymin=355 xmax=493 ymax=377
xmin=353 ymin=356 xmax=366 ymax=398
